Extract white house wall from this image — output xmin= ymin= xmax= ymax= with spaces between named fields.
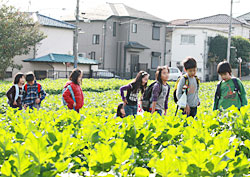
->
xmin=170 ymin=28 xmax=226 ymax=81
xmin=8 ymin=26 xmax=74 ymax=77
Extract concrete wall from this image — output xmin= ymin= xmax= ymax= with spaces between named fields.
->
xmin=77 ymin=21 xmax=105 ymax=67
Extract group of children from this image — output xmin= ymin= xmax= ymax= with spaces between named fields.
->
xmin=7 ymin=69 xmax=84 ymax=112
xmin=6 ymin=58 xmax=247 ymax=117
xmin=117 ymin=57 xmax=248 ymax=118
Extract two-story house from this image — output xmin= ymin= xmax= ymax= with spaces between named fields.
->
xmin=64 ymin=3 xmax=168 ymax=79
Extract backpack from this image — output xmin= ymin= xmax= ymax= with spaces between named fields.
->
xmin=173 ymin=75 xmax=200 ymax=103
xmin=214 ymin=78 xmax=242 ymax=110
xmin=62 ymin=85 xmax=76 ymax=110
xmin=141 ymin=81 xmax=162 ymax=111
xmin=24 ymin=83 xmax=41 ymax=98
xmin=7 ymin=84 xmax=24 ymax=105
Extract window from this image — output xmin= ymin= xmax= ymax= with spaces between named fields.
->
xmin=181 ymin=35 xmax=195 ymax=45
xmin=5 ymin=71 xmax=12 ymax=78
xmin=151 ymin=52 xmax=161 ymax=69
xmin=152 ymin=26 xmax=160 ymax=40
xmin=132 ymin=24 xmax=137 ymax=33
xmin=113 ymin=22 xmax=116 ymax=37
xmin=90 ymin=51 xmax=96 ymax=59
xmin=92 ymin=34 xmax=100 ymax=44
xmin=197 ymin=68 xmax=202 ymax=72
xmin=170 ymin=68 xmax=178 ymax=73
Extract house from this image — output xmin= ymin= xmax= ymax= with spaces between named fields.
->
xmin=23 ymin=53 xmax=98 ymax=79
xmin=167 ymin=14 xmax=250 ymax=81
xmin=6 ymin=12 xmax=97 ymax=80
xmin=64 ymin=3 xmax=169 ymax=79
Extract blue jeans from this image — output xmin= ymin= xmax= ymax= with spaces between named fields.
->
xmin=124 ymin=105 xmax=137 ymax=116
xmin=156 ymin=110 xmax=162 ymax=116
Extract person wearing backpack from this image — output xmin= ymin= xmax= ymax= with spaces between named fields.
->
xmin=148 ymin=66 xmax=170 ymax=116
xmin=213 ymin=61 xmax=247 ymax=111
xmin=120 ymin=71 xmax=149 ymax=116
xmin=63 ymin=69 xmax=84 ymax=113
xmin=6 ymin=72 xmax=25 ymax=110
xmin=22 ymin=72 xmax=46 ymax=110
xmin=175 ymin=57 xmax=200 ymax=117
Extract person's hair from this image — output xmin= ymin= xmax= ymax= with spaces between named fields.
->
xmin=130 ymin=71 xmax=149 ymax=94
xmin=13 ymin=72 xmax=24 ymax=84
xmin=25 ymin=72 xmax=35 ymax=82
xmin=116 ymin=103 xmax=125 ymax=118
xmin=183 ymin=57 xmax=197 ymax=70
xmin=69 ymin=68 xmax=82 ymax=85
xmin=155 ymin=66 xmax=170 ymax=84
xmin=217 ymin=61 xmax=232 ymax=75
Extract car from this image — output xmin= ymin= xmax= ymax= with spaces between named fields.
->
xmin=94 ymin=69 xmax=120 ymax=78
xmin=168 ymin=67 xmax=182 ymax=81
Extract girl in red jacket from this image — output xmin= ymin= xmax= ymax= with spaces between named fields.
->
xmin=63 ymin=69 xmax=84 ymax=113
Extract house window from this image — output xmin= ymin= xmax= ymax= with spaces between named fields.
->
xmin=90 ymin=51 xmax=96 ymax=59
xmin=113 ymin=22 xmax=116 ymax=37
xmin=181 ymin=35 xmax=195 ymax=45
xmin=34 ymin=70 xmax=47 ymax=80
xmin=92 ymin=34 xmax=100 ymax=44
xmin=5 ymin=71 xmax=12 ymax=78
xmin=132 ymin=24 xmax=137 ymax=33
xmin=197 ymin=68 xmax=202 ymax=72
xmin=152 ymin=26 xmax=160 ymax=40
xmin=151 ymin=52 xmax=161 ymax=69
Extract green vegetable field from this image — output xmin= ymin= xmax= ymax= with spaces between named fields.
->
xmin=0 ymin=79 xmax=249 ymax=177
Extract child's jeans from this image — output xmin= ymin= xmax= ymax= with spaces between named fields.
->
xmin=124 ymin=105 xmax=137 ymax=116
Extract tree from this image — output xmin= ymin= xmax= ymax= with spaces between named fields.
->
xmin=208 ymin=35 xmax=250 ymax=68
xmin=0 ymin=4 xmax=46 ymax=79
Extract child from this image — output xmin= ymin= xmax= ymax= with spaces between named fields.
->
xmin=213 ymin=61 xmax=247 ymax=111
xmin=116 ymin=103 xmax=126 ymax=118
xmin=150 ymin=66 xmax=170 ymax=116
xmin=6 ymin=72 xmax=25 ymax=110
xmin=176 ymin=57 xmax=200 ymax=117
xmin=63 ymin=69 xmax=84 ymax=113
xmin=120 ymin=71 xmax=149 ymax=116
xmin=22 ymin=72 xmax=46 ymax=110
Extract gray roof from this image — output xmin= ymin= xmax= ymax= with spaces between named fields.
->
xmin=64 ymin=3 xmax=167 ymax=23
xmin=29 ymin=12 xmax=75 ymax=29
xmin=187 ymin=14 xmax=249 ymax=25
xmin=238 ymin=12 xmax=250 ymax=21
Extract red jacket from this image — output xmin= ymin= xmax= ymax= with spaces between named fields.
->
xmin=63 ymin=81 xmax=84 ymax=110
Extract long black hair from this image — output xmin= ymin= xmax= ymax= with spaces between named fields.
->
xmin=130 ymin=71 xmax=149 ymax=94
xmin=155 ymin=66 xmax=169 ymax=84
xmin=69 ymin=69 xmax=82 ymax=85
xmin=116 ymin=103 xmax=125 ymax=118
xmin=13 ymin=72 xmax=24 ymax=84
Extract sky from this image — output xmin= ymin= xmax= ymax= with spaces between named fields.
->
xmin=2 ymin=0 xmax=250 ymax=21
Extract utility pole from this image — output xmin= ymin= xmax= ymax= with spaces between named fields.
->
xmin=73 ymin=0 xmax=80 ymax=68
xmin=227 ymin=0 xmax=233 ymax=62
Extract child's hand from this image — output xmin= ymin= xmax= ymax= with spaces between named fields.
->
xmin=73 ymin=102 xmax=77 ymax=107
xmin=13 ymin=101 xmax=17 ymax=106
xmin=23 ymin=104 xmax=27 ymax=110
xmin=198 ymin=102 xmax=200 ymax=106
xmin=184 ymin=105 xmax=190 ymax=115
xmin=35 ymin=98 xmax=41 ymax=104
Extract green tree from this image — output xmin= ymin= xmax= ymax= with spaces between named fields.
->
xmin=0 ymin=4 xmax=46 ymax=79
xmin=208 ymin=35 xmax=250 ymax=68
